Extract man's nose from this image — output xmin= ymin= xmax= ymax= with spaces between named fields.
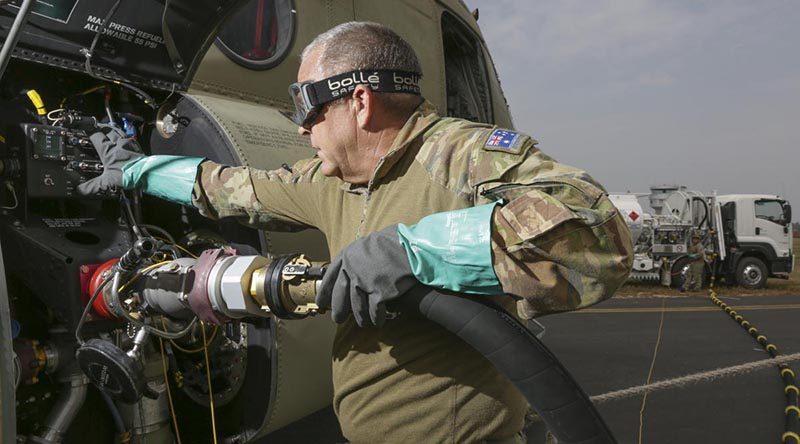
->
xmin=297 ymin=126 xmax=311 ymax=136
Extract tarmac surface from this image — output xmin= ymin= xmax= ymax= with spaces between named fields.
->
xmin=260 ymin=293 xmax=800 ymax=444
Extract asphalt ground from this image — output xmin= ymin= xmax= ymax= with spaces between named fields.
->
xmin=262 ymin=294 xmax=800 ymax=444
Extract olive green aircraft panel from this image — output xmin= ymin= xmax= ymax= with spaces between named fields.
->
xmin=184 ymin=93 xmax=312 ymax=162
xmin=260 ymin=315 xmax=337 ymax=435
xmin=189 ymin=0 xmax=460 ymax=115
xmin=190 ymin=0 xmax=357 ymax=105
xmin=482 ymin=42 xmax=514 ymax=129
xmin=184 ymin=91 xmax=336 ymax=435
xmin=183 ymin=91 xmax=331 ymax=258
xmin=434 ymin=0 xmax=513 ymax=127
xmin=352 ymin=0 xmax=446 ymax=113
xmin=189 ymin=45 xmax=293 ymax=107
xmin=437 ymin=0 xmax=481 ymax=36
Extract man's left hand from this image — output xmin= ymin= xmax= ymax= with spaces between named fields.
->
xmin=316 ymin=225 xmax=417 ymax=327
xmin=76 ymin=124 xmax=144 ymax=195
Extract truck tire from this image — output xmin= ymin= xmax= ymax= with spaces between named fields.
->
xmin=670 ymin=257 xmax=691 ymax=288
xmin=736 ymin=257 xmax=768 ymax=289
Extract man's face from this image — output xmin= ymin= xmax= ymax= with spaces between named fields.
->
xmin=296 ymin=49 xmax=357 ymax=180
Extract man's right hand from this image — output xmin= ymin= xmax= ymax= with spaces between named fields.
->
xmin=76 ymin=125 xmax=144 ymax=195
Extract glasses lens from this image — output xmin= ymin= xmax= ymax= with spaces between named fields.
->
xmin=301 ymin=108 xmax=322 ymax=129
xmin=288 ymin=82 xmax=326 ymax=129
xmin=288 ymin=83 xmax=310 ymax=126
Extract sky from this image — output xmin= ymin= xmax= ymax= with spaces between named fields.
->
xmin=467 ymin=0 xmax=799 ymax=221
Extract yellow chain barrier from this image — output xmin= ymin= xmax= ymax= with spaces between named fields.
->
xmin=707 ymin=253 xmax=799 ymax=441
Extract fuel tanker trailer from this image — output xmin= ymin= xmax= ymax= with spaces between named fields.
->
xmin=611 ymin=185 xmax=793 ymax=289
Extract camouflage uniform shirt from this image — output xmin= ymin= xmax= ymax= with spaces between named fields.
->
xmin=192 ymin=101 xmax=633 ymax=443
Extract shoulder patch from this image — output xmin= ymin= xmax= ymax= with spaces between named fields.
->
xmin=484 ymin=128 xmax=523 ymax=154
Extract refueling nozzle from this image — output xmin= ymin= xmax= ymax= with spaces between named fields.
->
xmin=91 ymin=249 xmax=328 ymax=325
xmin=251 ymin=254 xmax=327 ymax=320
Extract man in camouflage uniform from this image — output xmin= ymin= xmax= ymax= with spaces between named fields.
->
xmin=682 ymin=234 xmax=707 ymax=292
xmin=81 ymin=22 xmax=632 ymax=444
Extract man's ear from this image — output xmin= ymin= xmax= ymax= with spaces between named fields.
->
xmin=351 ymin=85 xmax=375 ymax=129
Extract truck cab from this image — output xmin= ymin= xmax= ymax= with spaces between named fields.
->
xmin=718 ymin=194 xmax=794 ymax=287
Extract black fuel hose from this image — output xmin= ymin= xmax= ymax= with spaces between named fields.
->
xmin=692 ymin=196 xmax=709 ymax=229
xmin=406 ymin=287 xmax=617 ymax=444
xmin=98 ymin=390 xmax=126 ymax=436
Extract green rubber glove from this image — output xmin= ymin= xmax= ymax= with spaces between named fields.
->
xmin=316 ymin=204 xmax=504 ymax=327
xmin=397 ymin=203 xmax=503 ymax=295
xmin=122 ymin=155 xmax=204 ymax=207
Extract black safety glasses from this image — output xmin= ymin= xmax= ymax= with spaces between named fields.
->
xmin=288 ymin=69 xmax=422 ymax=129
xmin=288 ymin=82 xmax=322 ymax=129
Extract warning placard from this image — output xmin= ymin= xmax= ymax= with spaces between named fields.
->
xmin=83 ymin=14 xmax=165 ymax=50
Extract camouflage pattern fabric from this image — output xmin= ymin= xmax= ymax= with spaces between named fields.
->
xmin=414 ymin=108 xmax=633 ymax=319
xmin=684 ymin=242 xmax=707 ymax=291
xmin=191 ymin=101 xmax=633 ymax=443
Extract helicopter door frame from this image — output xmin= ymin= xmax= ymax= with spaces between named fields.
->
xmin=0 ymin=237 xmax=15 ymax=443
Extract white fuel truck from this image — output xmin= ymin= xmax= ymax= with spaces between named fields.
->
xmin=610 ymin=185 xmax=794 ymax=288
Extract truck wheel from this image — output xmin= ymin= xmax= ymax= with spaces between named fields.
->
xmin=736 ymin=257 xmax=768 ymax=289
xmin=671 ymin=257 xmax=691 ymax=288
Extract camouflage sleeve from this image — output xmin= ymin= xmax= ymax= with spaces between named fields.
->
xmin=191 ymin=158 xmax=324 ymax=231
xmin=474 ymin=135 xmax=633 ymax=319
xmin=690 ymin=243 xmax=708 ymax=261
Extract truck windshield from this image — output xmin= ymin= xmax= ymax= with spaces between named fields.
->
xmin=755 ymin=199 xmax=789 ymax=225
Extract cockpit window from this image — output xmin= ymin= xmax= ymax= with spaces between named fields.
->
xmin=215 ymin=0 xmax=295 ymax=70
xmin=441 ymin=12 xmax=493 ymax=123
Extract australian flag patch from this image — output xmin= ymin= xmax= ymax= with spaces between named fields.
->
xmin=484 ymin=128 xmax=522 ymax=153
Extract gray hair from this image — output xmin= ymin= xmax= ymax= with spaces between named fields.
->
xmin=301 ymin=22 xmax=424 ymax=117
xmin=301 ymin=21 xmax=423 ymax=78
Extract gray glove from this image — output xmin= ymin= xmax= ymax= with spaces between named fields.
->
xmin=76 ymin=125 xmax=144 ymax=195
xmin=316 ymin=225 xmax=418 ymax=327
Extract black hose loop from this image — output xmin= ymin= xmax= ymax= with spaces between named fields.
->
xmin=405 ymin=287 xmax=617 ymax=444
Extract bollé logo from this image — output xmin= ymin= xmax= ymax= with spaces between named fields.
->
xmin=393 ymin=72 xmax=420 ymax=92
xmin=393 ymin=72 xmax=420 ymax=87
xmin=327 ymin=71 xmax=380 ymax=91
